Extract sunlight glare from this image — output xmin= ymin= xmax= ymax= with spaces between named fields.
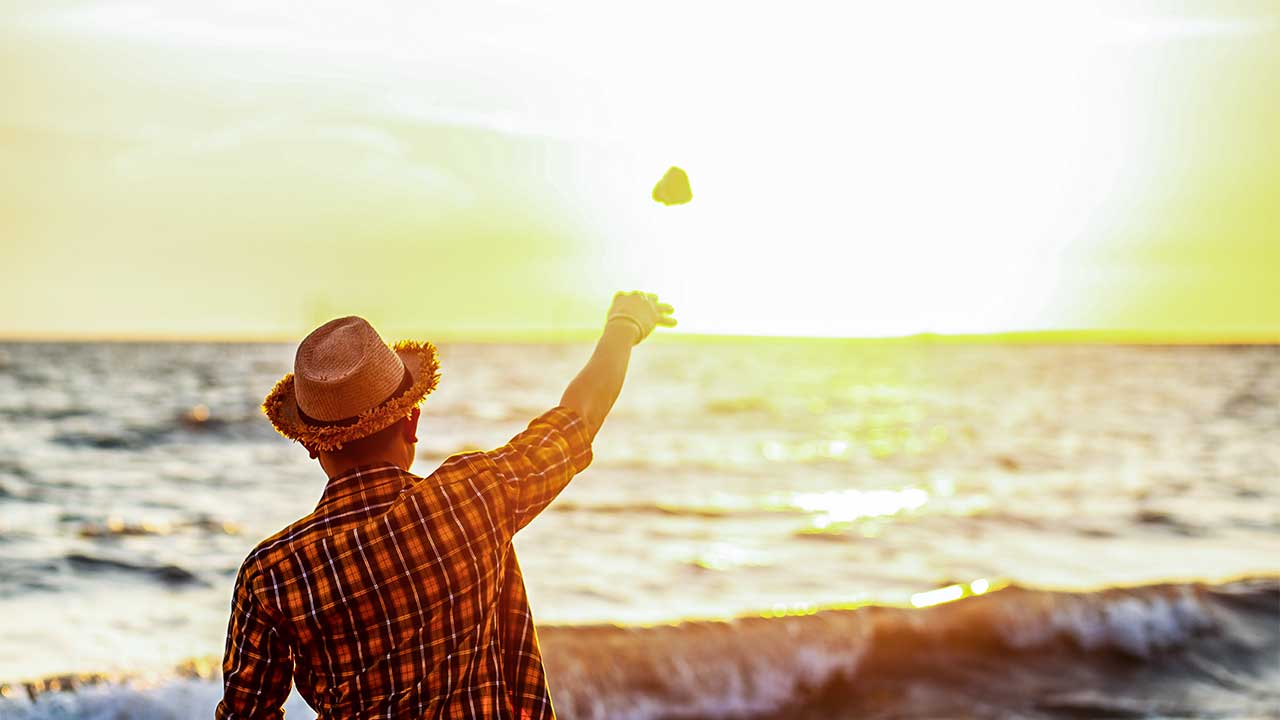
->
xmin=791 ymin=487 xmax=929 ymax=528
xmin=910 ymin=584 xmax=965 ymax=608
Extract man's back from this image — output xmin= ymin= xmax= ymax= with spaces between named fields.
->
xmin=218 ymin=408 xmax=593 ymax=719
xmin=219 ymin=294 xmax=674 ymax=717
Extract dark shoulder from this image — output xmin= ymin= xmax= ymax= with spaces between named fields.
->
xmin=237 ymin=510 xmax=324 ymax=583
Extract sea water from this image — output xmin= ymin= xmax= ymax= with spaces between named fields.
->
xmin=1 ymin=340 xmax=1277 ymax=718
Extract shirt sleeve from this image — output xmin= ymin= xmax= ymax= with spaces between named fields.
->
xmin=216 ymin=564 xmax=294 ymax=720
xmin=485 ymin=405 xmax=594 ymax=532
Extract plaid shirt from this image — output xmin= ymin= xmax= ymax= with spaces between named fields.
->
xmin=217 ymin=407 xmax=593 ymax=719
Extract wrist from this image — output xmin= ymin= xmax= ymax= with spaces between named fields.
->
xmin=605 ymin=316 xmax=644 ymax=345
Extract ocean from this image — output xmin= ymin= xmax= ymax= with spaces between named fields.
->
xmin=0 ymin=340 xmax=1277 ymax=718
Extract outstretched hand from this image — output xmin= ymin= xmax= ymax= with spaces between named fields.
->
xmin=606 ymin=291 xmax=677 ymax=344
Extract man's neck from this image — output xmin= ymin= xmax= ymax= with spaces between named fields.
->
xmin=319 ymin=453 xmax=410 ymax=480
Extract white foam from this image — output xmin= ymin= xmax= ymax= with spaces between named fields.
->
xmin=1001 ymin=586 xmax=1215 ymax=658
xmin=0 ymin=680 xmax=317 ymax=720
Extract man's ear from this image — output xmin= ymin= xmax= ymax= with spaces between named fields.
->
xmin=403 ymin=407 xmax=421 ymax=443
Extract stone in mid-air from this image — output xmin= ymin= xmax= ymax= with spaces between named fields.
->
xmin=652 ymin=166 xmax=693 ymax=206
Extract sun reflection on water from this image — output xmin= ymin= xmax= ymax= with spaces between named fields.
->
xmin=749 ymin=577 xmax=1005 ymax=619
xmin=788 ymin=487 xmax=929 ymax=528
xmin=910 ymin=584 xmax=964 ymax=608
xmin=691 ymin=542 xmax=766 ymax=571
xmin=757 ymin=417 xmax=952 ymax=465
xmin=910 ymin=578 xmax=1000 ymax=608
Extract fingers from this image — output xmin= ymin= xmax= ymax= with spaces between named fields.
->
xmin=609 ymin=290 xmax=676 ymax=336
xmin=639 ymin=294 xmax=675 ymax=326
xmin=656 ymin=300 xmax=676 ymax=328
xmin=655 ymin=296 xmax=677 ymax=328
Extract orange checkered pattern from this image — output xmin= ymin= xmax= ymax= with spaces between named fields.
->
xmin=216 ymin=407 xmax=593 ymax=719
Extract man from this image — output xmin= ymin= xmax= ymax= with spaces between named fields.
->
xmin=217 ymin=291 xmax=676 ymax=719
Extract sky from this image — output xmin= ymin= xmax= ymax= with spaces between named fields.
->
xmin=2 ymin=0 xmax=1278 ymax=340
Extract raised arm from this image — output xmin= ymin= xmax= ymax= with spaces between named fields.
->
xmin=560 ymin=291 xmax=676 ymax=439
xmin=483 ymin=292 xmax=675 ymax=532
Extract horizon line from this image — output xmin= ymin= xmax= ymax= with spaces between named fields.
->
xmin=1 ymin=328 xmax=1278 ymax=345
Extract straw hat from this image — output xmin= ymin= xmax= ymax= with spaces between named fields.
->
xmin=263 ymin=316 xmax=440 ymax=451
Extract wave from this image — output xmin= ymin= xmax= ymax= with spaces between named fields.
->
xmin=549 ymin=499 xmax=787 ymax=520
xmin=540 ymin=577 xmax=1280 ymax=720
xmin=703 ymin=397 xmax=776 ymax=416
xmin=0 ymin=407 xmax=94 ymax=422
xmin=45 ymin=412 xmax=271 ymax=450
xmin=3 ymin=577 xmax=1277 ymax=719
xmin=63 ymin=553 xmax=206 ymax=587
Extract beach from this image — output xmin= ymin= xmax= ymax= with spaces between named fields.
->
xmin=1 ymin=339 xmax=1278 ymax=717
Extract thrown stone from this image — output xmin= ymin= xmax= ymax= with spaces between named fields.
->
xmin=652 ymin=166 xmax=693 ymax=205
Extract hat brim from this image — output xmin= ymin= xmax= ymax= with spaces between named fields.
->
xmin=262 ymin=340 xmax=440 ymax=452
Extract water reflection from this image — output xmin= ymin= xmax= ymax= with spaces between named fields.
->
xmin=910 ymin=578 xmax=998 ymax=608
xmin=788 ymin=487 xmax=929 ymax=528
xmin=910 ymin=584 xmax=963 ymax=607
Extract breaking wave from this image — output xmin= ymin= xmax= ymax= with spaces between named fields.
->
xmin=3 ymin=577 xmax=1277 ymax=719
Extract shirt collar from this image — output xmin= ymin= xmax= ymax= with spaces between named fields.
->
xmin=316 ymin=462 xmax=412 ymax=511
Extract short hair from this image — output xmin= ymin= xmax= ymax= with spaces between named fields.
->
xmin=329 ymin=415 xmax=409 ymax=458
